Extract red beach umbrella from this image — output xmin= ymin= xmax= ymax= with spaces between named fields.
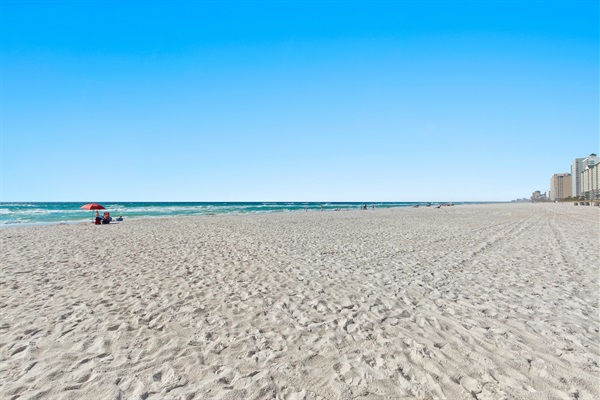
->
xmin=80 ymin=203 xmax=105 ymax=210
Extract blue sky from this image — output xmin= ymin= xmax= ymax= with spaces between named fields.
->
xmin=1 ymin=1 xmax=598 ymax=202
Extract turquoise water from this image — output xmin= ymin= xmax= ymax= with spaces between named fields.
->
xmin=0 ymin=201 xmax=462 ymax=226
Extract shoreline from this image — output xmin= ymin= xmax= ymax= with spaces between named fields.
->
xmin=2 ymin=203 xmax=598 ymax=398
xmin=0 ymin=201 xmax=506 ymax=227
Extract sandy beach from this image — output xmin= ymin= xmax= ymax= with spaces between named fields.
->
xmin=1 ymin=203 xmax=598 ymax=399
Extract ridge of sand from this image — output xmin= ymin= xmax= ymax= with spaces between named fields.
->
xmin=1 ymin=204 xmax=598 ymax=399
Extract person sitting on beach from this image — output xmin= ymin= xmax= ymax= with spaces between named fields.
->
xmin=116 ymin=215 xmax=123 ymax=221
xmin=102 ymin=212 xmax=112 ymax=224
xmin=95 ymin=211 xmax=102 ymax=225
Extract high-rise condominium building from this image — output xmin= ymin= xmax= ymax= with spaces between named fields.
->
xmin=549 ymin=173 xmax=572 ymax=201
xmin=582 ymin=153 xmax=599 ymax=168
xmin=581 ymin=154 xmax=599 ymax=200
xmin=571 ymin=158 xmax=585 ymax=197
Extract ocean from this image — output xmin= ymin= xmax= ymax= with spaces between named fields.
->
xmin=0 ymin=201 xmax=462 ymax=226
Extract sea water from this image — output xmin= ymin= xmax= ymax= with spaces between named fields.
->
xmin=0 ymin=201 xmax=463 ymax=226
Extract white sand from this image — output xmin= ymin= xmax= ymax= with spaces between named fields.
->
xmin=1 ymin=203 xmax=598 ymax=399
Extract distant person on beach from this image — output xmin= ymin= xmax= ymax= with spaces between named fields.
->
xmin=95 ymin=211 xmax=102 ymax=225
xmin=102 ymin=212 xmax=112 ymax=224
xmin=116 ymin=215 xmax=123 ymax=221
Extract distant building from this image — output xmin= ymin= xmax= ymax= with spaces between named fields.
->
xmin=571 ymin=158 xmax=586 ymax=197
xmin=583 ymin=153 xmax=599 ymax=168
xmin=549 ymin=173 xmax=572 ymax=201
xmin=531 ymin=190 xmax=547 ymax=202
xmin=581 ymin=154 xmax=599 ymax=200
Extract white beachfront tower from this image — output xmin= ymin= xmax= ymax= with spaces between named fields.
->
xmin=571 ymin=154 xmax=599 ymax=198
xmin=581 ymin=154 xmax=599 ymax=200
xmin=571 ymin=157 xmax=585 ymax=197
